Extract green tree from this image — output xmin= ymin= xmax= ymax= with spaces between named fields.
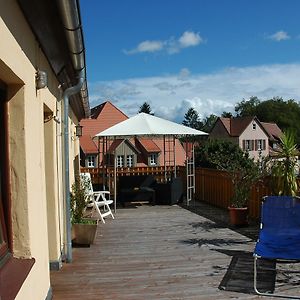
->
xmin=268 ymin=130 xmax=299 ymax=196
xmin=182 ymin=107 xmax=202 ymax=129
xmin=235 ymin=96 xmax=260 ymax=117
xmin=201 ymin=114 xmax=217 ymax=132
xmin=195 ymin=139 xmax=261 ymax=207
xmin=221 ymin=111 xmax=233 ymax=118
xmin=138 ymin=102 xmax=154 ymax=115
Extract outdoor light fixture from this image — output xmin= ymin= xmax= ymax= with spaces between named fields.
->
xmin=36 ymin=70 xmax=48 ymax=89
xmin=75 ymin=124 xmax=83 ymax=137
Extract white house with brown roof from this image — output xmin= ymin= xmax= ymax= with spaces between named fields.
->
xmin=210 ymin=116 xmax=283 ymax=161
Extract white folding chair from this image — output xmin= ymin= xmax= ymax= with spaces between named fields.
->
xmin=80 ymin=173 xmax=114 ymax=224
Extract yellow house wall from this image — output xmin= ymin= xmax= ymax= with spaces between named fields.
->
xmin=0 ymin=1 xmax=81 ymax=299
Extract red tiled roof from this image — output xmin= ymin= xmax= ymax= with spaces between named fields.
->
xmin=219 ymin=117 xmax=231 ymax=134
xmin=80 ymin=101 xmax=128 ymax=137
xmin=137 ymin=138 xmax=161 ymax=153
xmin=261 ymin=122 xmax=283 ymax=141
xmin=79 ymin=135 xmax=98 ymax=154
xmin=90 ymin=102 xmax=105 ymax=119
xmin=90 ymin=101 xmax=128 ymax=119
xmin=219 ymin=116 xmax=256 ymax=136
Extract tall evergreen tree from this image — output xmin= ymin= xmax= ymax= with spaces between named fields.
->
xmin=138 ymin=102 xmax=154 ymax=115
xmin=182 ymin=107 xmax=202 ymax=129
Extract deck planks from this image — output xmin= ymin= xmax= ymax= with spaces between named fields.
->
xmin=51 ymin=205 xmax=283 ymax=299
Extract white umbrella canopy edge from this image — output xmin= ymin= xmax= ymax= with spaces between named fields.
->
xmin=94 ymin=113 xmax=208 ymax=138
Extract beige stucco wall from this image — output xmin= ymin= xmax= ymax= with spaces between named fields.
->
xmin=0 ymin=1 xmax=81 ymax=299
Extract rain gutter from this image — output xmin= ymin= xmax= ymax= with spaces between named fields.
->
xmin=57 ymin=0 xmax=88 ymax=263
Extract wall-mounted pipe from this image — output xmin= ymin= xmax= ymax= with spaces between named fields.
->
xmin=57 ymin=0 xmax=89 ymax=263
xmin=63 ymin=69 xmax=85 ymax=263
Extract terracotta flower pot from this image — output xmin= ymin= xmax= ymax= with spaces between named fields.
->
xmin=228 ymin=207 xmax=248 ymax=226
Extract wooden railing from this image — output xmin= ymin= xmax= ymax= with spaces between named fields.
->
xmin=81 ymin=166 xmax=284 ymax=220
xmin=81 ymin=166 xmax=186 ymax=190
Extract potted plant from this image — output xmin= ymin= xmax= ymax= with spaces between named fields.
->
xmin=201 ymin=140 xmax=262 ymax=225
xmin=71 ymin=175 xmax=98 ymax=246
xmin=268 ymin=130 xmax=299 ymax=197
xmin=226 ymin=158 xmax=261 ymax=226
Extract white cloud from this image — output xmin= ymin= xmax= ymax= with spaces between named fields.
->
xmin=124 ymin=40 xmax=163 ymax=54
xmin=178 ymin=31 xmax=202 ymax=48
xmin=268 ymin=30 xmax=290 ymax=41
xmin=124 ymin=31 xmax=204 ymax=55
xmin=88 ymin=63 xmax=300 ymax=123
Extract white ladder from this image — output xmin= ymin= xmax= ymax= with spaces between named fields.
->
xmin=186 ymin=143 xmax=195 ymax=206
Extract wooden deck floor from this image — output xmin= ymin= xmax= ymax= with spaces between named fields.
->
xmin=51 ymin=205 xmax=298 ymax=299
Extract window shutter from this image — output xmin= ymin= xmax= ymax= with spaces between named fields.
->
xmin=251 ymin=140 xmax=255 ymax=151
xmin=255 ymin=140 xmax=258 ymax=151
xmin=242 ymin=140 xmax=245 ymax=150
xmin=263 ymin=139 xmax=266 ymax=150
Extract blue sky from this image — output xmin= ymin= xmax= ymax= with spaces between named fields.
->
xmin=81 ymin=0 xmax=300 ymax=122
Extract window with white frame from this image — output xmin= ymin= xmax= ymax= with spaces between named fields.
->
xmin=256 ymin=139 xmax=266 ymax=151
xmin=87 ymin=155 xmax=96 ymax=168
xmin=126 ymin=155 xmax=134 ymax=167
xmin=116 ymin=155 xmax=124 ymax=168
xmin=149 ymin=153 xmax=157 ymax=166
xmin=252 ymin=123 xmax=256 ymax=130
xmin=257 ymin=139 xmax=262 ymax=151
xmin=245 ymin=140 xmax=251 ymax=151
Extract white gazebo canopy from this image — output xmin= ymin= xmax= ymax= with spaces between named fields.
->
xmin=95 ymin=112 xmax=208 ymax=138
xmin=94 ymin=112 xmax=208 ymax=212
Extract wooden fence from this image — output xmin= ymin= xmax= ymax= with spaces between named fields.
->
xmin=195 ymin=168 xmax=271 ymax=219
xmin=81 ymin=166 xmax=275 ymax=220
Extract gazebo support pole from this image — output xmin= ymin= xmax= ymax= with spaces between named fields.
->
xmin=173 ymin=136 xmax=176 ymax=178
xmin=101 ymin=137 xmax=105 ymax=189
xmin=97 ymin=136 xmax=101 ymax=188
xmin=114 ymin=147 xmax=117 ymax=213
xmin=163 ymin=135 xmax=167 ymax=182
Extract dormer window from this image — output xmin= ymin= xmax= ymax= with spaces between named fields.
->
xmin=149 ymin=153 xmax=157 ymax=166
xmin=252 ymin=123 xmax=256 ymax=130
xmin=126 ymin=155 xmax=134 ymax=167
xmin=116 ymin=155 xmax=124 ymax=168
xmin=87 ymin=155 xmax=96 ymax=168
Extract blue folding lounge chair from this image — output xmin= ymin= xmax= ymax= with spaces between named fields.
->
xmin=253 ymin=196 xmax=300 ymax=299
